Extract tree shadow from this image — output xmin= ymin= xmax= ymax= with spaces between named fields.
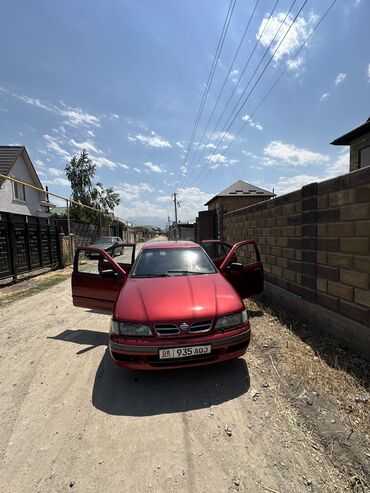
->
xmin=48 ymin=329 xmax=108 ymax=355
xmin=49 ymin=328 xmax=250 ymax=415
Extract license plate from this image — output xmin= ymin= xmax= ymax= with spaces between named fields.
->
xmin=159 ymin=345 xmax=211 ymax=360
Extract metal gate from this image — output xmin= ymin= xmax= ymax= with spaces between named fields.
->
xmin=0 ymin=212 xmax=61 ymax=280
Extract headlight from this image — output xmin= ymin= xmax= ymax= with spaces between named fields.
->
xmin=110 ymin=320 xmax=152 ymax=337
xmin=215 ymin=309 xmax=248 ymax=331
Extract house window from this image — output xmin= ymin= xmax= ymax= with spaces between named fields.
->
xmin=359 ymin=146 xmax=370 ymax=168
xmin=13 ymin=182 xmax=26 ymax=201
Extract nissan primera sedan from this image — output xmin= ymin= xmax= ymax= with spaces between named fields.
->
xmin=72 ymin=240 xmax=263 ymax=370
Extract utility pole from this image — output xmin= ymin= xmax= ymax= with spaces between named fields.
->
xmin=172 ymin=193 xmax=179 ymax=240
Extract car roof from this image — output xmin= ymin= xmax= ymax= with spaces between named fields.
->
xmin=142 ymin=240 xmax=199 ymax=250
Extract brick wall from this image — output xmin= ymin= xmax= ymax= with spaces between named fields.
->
xmin=223 ymin=166 xmax=370 ymax=357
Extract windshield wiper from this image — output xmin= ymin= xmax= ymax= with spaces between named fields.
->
xmin=166 ymin=270 xmax=208 ymax=276
xmin=131 ymin=273 xmax=169 ymax=278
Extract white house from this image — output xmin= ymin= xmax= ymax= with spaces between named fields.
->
xmin=0 ymin=146 xmax=53 ymax=217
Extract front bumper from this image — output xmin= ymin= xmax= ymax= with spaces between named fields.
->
xmin=109 ymin=325 xmax=251 ymax=370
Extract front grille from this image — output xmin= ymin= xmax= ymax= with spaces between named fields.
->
xmin=154 ymin=324 xmax=180 ymax=336
xmin=189 ymin=320 xmax=212 ymax=333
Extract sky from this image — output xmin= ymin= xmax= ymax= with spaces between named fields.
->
xmin=0 ymin=0 xmax=369 ymax=227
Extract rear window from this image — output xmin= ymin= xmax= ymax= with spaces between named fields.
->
xmin=131 ymin=247 xmax=217 ymax=278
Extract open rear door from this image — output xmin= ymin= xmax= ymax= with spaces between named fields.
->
xmin=71 ymin=245 xmax=134 ymax=313
xmin=219 ymin=240 xmax=264 ymax=299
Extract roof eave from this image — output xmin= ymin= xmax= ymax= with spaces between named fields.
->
xmin=331 ymin=122 xmax=370 ymax=146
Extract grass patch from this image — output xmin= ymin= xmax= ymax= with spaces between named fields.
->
xmin=0 ymin=269 xmax=72 ymax=308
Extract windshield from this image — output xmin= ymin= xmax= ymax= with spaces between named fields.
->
xmin=96 ymin=237 xmax=114 ymax=244
xmin=131 ymin=247 xmax=217 ymax=278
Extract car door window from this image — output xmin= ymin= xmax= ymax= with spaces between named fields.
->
xmin=77 ymin=249 xmax=115 ymax=275
xmin=110 ymin=244 xmax=136 ymax=273
xmin=203 ymin=242 xmax=226 ymax=259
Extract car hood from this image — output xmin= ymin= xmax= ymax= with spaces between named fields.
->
xmin=113 ymin=273 xmax=244 ymax=324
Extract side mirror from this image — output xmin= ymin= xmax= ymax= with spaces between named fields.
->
xmin=100 ymin=269 xmax=119 ymax=279
xmin=227 ymin=262 xmax=244 ymax=273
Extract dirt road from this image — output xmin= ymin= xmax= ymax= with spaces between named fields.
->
xmin=0 ymin=262 xmax=369 ymax=492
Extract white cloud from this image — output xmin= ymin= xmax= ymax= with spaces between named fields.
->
xmin=118 ymin=163 xmax=129 ymax=170
xmin=326 ymin=150 xmax=349 ymax=177
xmin=263 ymin=140 xmax=329 ymax=167
xmin=241 ymin=150 xmax=259 ymax=160
xmin=35 ymin=159 xmax=45 ymax=168
xmin=206 ymin=153 xmax=226 ymax=164
xmin=180 ymin=165 xmax=187 ymax=176
xmin=242 ymin=114 xmax=263 ymax=131
xmin=116 ymin=186 xmax=212 ymax=226
xmin=275 ymin=151 xmax=349 ymax=195
xmin=257 ymin=12 xmax=317 ymax=69
xmin=12 ymin=91 xmax=101 ymax=128
xmin=212 ymin=131 xmax=235 ymax=142
xmin=93 ymin=156 xmax=117 ymax=169
xmin=43 ymin=135 xmax=70 ymax=160
xmin=70 ymin=139 xmax=99 ymax=154
xmin=14 ymin=94 xmax=54 ymax=112
xmin=287 ymin=56 xmax=304 ymax=71
xmin=128 ymin=133 xmax=172 ymax=148
xmin=335 ymin=73 xmax=347 ymax=86
xmin=43 ymin=177 xmax=70 ymax=187
xmin=110 ymin=113 xmax=120 ymax=120
xmin=198 ymin=142 xmax=217 ymax=150
xmin=367 ymin=63 xmax=370 ymax=83
xmin=58 ymin=102 xmax=100 ymax=128
xmin=230 ymin=69 xmax=239 ymax=83
xmin=48 ymin=167 xmax=64 ymax=176
xmin=275 ymin=174 xmax=320 ymax=194
xmin=205 ymin=153 xmax=239 ymax=169
xmin=176 ymin=141 xmax=185 ymax=149
xmin=116 ymin=182 xmax=154 ymax=202
xmin=133 ymin=167 xmax=141 ymax=173
xmin=144 ymin=161 xmax=165 ymax=173
xmin=320 ymin=93 xmax=330 ymax=101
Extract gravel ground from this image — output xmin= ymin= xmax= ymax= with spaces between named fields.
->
xmin=0 ymin=248 xmax=369 ymax=492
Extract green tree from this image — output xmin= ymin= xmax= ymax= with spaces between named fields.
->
xmin=65 ymin=150 xmax=120 ymax=223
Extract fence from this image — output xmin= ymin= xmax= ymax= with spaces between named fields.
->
xmin=195 ymin=208 xmax=223 ymax=242
xmin=0 ymin=212 xmax=61 ymax=281
xmin=219 ymin=165 xmax=370 ymax=359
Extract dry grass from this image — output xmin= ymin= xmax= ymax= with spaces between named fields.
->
xmin=246 ymin=296 xmax=370 ymax=492
xmin=0 ymin=267 xmax=72 ymax=307
xmin=250 ymin=296 xmax=369 ymax=435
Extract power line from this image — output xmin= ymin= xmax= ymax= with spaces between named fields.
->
xmin=183 ymin=0 xmax=282 ymax=188
xmin=181 ymin=0 xmax=260 ymax=189
xmin=197 ymin=0 xmax=339 ymax=187
xmin=176 ymin=0 xmax=237 ymax=187
xmin=192 ymin=0 xmax=309 ymax=188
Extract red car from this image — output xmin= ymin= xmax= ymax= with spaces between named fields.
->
xmin=71 ymin=240 xmax=263 ymax=370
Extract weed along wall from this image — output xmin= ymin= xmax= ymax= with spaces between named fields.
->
xmin=223 ymin=166 xmax=370 ymax=359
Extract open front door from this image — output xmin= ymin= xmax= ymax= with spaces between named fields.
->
xmin=71 ymin=245 xmax=134 ymax=313
xmin=201 ymin=240 xmax=233 ymax=268
xmin=219 ymin=240 xmax=264 ymax=299
xmin=201 ymin=239 xmax=239 ymax=269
